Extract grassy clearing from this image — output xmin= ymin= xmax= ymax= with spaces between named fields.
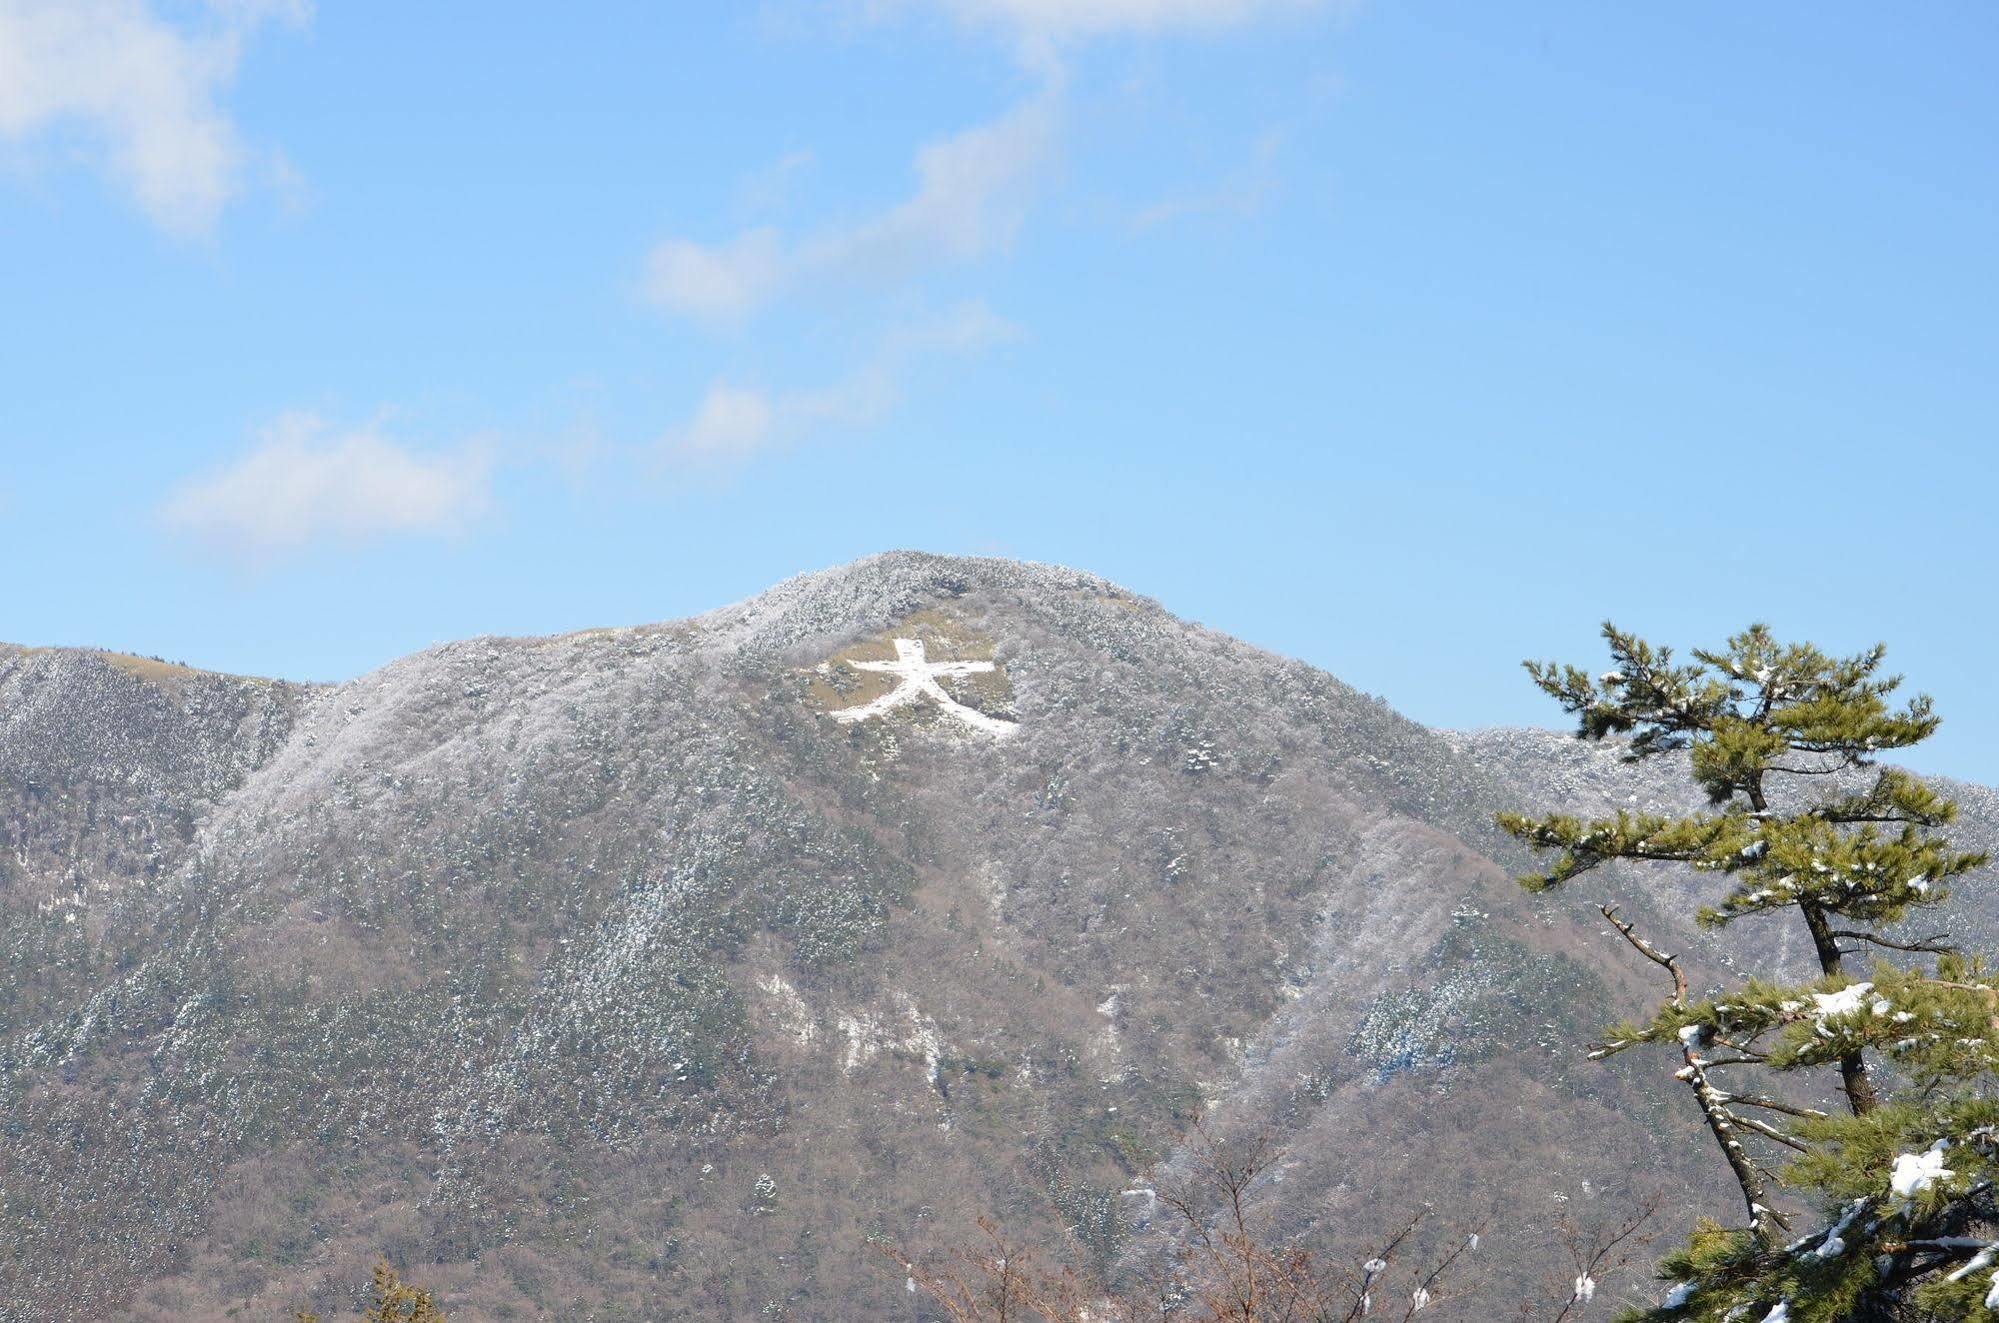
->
xmin=99 ymin=652 xmax=206 ymax=685
xmin=0 ymin=645 xmax=280 ymax=688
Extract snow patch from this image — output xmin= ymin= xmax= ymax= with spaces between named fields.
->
xmin=1890 ymin=1144 xmax=1952 ymax=1205
xmin=836 ymin=995 xmax=948 ymax=1084
xmin=1946 ymin=1242 xmax=1998 ymax=1282
xmin=1812 ymin=982 xmax=1875 ymax=1019
xmin=758 ymin=974 xmax=818 ymax=1046
xmin=1096 ymin=989 xmax=1124 ymax=1055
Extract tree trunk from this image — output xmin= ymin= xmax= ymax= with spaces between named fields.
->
xmin=1801 ymin=900 xmax=1878 ymax=1115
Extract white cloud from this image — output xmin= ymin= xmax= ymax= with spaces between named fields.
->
xmin=966 ymin=0 xmax=1321 ymax=34
xmin=642 ymin=227 xmax=786 ymax=324
xmin=882 ymin=297 xmax=1024 ymax=355
xmin=1133 ymin=127 xmax=1282 ymax=228
xmin=678 ymin=384 xmax=778 ymax=459
xmin=662 ymin=301 xmax=1022 ymax=461
xmin=822 ymin=95 xmax=1053 ymax=271
xmin=642 ymin=96 xmax=1056 ymax=325
xmin=0 ymin=0 xmax=303 ymax=235
xmin=860 ymin=0 xmax=1329 ymax=43
xmin=162 ymin=413 xmax=492 ymax=555
xmin=735 ymin=148 xmax=815 ymax=215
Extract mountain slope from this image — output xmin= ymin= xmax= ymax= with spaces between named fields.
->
xmin=1 ymin=555 xmax=1990 ymax=1321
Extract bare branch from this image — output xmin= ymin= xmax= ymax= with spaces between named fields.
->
xmin=1600 ymin=904 xmax=1687 ymax=1003
xmin=1830 ymin=929 xmax=1958 ymax=956
xmin=1545 ymin=1193 xmax=1661 ymax=1323
xmin=1724 ymin=1110 xmax=1809 ymax=1153
xmin=1598 ymin=905 xmax=1784 ymax=1246
xmin=1712 ymin=1092 xmax=1829 ymax=1121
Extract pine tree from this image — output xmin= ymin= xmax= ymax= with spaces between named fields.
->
xmin=361 ymin=1261 xmax=446 ymax=1323
xmin=1501 ymin=623 xmax=1997 ymax=1320
xmin=285 ymin=1261 xmax=445 ymax=1323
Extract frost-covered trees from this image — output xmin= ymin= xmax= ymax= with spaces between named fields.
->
xmin=1502 ymin=624 xmax=1998 ymax=1320
xmin=887 ymin=1121 xmax=1531 ymax=1320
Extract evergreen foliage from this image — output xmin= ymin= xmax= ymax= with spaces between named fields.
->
xmin=290 ymin=1261 xmax=445 ymax=1323
xmin=360 ymin=1260 xmax=447 ymax=1323
xmin=1502 ymin=624 xmax=1998 ymax=1320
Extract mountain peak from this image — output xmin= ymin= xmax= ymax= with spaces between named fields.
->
xmin=692 ymin=549 xmax=1157 ymax=661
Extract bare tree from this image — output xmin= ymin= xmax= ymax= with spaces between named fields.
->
xmin=884 ymin=1118 xmax=1502 ymax=1322
xmin=1541 ymin=1192 xmax=1661 ymax=1323
xmin=1141 ymin=1119 xmax=1477 ymax=1323
xmin=876 ymin=1219 xmax=1094 ymax=1323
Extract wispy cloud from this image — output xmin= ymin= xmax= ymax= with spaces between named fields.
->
xmin=676 ymin=384 xmax=780 ymax=460
xmin=162 ymin=413 xmax=492 ymax=556
xmin=735 ymin=147 xmax=815 ymax=216
xmin=1134 ymin=127 xmax=1283 ymax=229
xmin=642 ymin=227 xmax=788 ymax=324
xmin=0 ymin=0 xmax=307 ymax=235
xmin=858 ymin=0 xmax=1331 ymax=46
xmin=662 ymin=301 xmax=1023 ymax=461
xmin=641 ymin=96 xmax=1057 ymax=326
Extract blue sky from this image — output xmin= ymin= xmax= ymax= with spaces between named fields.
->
xmin=4 ymin=3 xmax=1997 ymax=780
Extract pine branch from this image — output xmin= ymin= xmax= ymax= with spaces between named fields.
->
xmin=1599 ymin=904 xmax=1785 ymax=1246
xmin=1710 ymin=1092 xmax=1828 ymax=1121
xmin=1722 ymin=1110 xmax=1808 ymax=1153
xmin=1831 ymin=929 xmax=1957 ymax=956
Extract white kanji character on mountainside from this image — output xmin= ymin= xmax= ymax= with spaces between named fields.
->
xmin=828 ymin=639 xmax=1017 ymax=738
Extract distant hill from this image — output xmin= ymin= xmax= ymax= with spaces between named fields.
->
xmin=3 ymin=553 xmax=1991 ymax=1320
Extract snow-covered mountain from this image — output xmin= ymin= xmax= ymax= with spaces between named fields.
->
xmin=3 ymin=553 xmax=1990 ymax=1320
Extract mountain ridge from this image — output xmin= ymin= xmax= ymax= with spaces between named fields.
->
xmin=2 ymin=551 xmax=1992 ymax=1321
